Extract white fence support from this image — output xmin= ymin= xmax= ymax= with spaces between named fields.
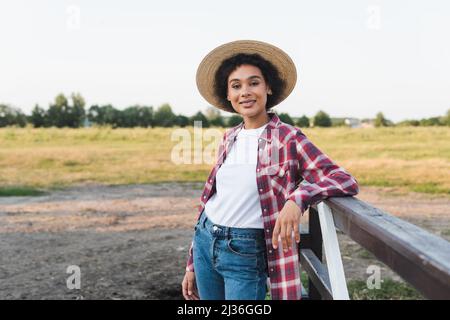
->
xmin=317 ymin=202 xmax=349 ymax=300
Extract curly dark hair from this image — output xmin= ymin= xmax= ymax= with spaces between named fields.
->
xmin=214 ymin=53 xmax=286 ymax=113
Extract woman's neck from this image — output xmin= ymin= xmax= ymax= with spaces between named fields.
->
xmin=243 ymin=112 xmax=270 ymax=129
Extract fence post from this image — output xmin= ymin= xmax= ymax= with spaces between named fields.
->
xmin=317 ymin=202 xmax=349 ymax=300
xmin=308 ymin=206 xmax=323 ymax=299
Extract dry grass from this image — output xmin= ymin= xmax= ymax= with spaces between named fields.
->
xmin=0 ymin=126 xmax=449 ymax=195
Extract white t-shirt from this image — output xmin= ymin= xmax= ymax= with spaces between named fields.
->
xmin=204 ymin=123 xmax=268 ymax=229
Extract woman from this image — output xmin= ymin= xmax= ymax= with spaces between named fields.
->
xmin=181 ymin=40 xmax=359 ymax=300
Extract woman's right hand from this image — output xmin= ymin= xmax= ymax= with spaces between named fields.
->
xmin=182 ymin=271 xmax=199 ymax=300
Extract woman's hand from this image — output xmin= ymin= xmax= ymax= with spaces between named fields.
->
xmin=182 ymin=271 xmax=199 ymax=300
xmin=272 ymin=200 xmax=301 ymax=252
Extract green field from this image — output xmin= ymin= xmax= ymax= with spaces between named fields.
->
xmin=0 ymin=126 xmax=449 ymax=196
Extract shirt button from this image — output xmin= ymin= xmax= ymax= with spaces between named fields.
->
xmin=269 ymin=250 xmax=273 ymax=254
xmin=270 ymin=268 xmax=274 ymax=272
xmin=209 ymin=179 xmax=212 ymax=183
xmin=259 ymin=189 xmax=263 ymax=192
xmin=264 ymin=208 xmax=267 ymax=212
xmin=257 ymin=168 xmax=260 ymax=172
xmin=203 ymin=196 xmax=206 ymax=199
xmin=266 ymin=229 xmax=270 ymax=233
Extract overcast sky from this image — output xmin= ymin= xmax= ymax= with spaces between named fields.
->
xmin=1 ymin=0 xmax=449 ymax=122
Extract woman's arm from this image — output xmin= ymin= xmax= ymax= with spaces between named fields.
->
xmin=272 ymin=130 xmax=359 ymax=251
xmin=287 ymin=130 xmax=359 ymax=214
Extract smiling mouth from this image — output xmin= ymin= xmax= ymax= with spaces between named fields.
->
xmin=239 ymin=100 xmax=256 ymax=107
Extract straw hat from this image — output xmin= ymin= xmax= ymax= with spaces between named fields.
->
xmin=196 ymin=40 xmax=297 ymax=112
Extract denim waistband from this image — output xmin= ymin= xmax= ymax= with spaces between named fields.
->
xmin=199 ymin=210 xmax=265 ymax=239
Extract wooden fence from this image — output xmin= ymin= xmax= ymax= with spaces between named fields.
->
xmin=299 ymin=196 xmax=450 ymax=300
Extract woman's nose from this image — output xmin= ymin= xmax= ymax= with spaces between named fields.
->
xmin=240 ymin=86 xmax=251 ymax=97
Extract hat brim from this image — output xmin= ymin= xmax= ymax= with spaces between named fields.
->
xmin=196 ymin=40 xmax=297 ymax=113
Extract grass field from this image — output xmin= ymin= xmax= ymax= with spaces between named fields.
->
xmin=0 ymin=126 xmax=449 ymax=196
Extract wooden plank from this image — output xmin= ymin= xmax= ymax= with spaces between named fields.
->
xmin=308 ymin=207 xmax=323 ymax=300
xmin=299 ymin=232 xmax=311 ymax=249
xmin=317 ymin=202 xmax=349 ymax=300
xmin=299 ymin=233 xmax=311 ymax=300
xmin=309 ymin=207 xmax=323 ymax=258
xmin=324 ymin=197 xmax=450 ymax=299
xmin=300 ymin=249 xmax=333 ymax=300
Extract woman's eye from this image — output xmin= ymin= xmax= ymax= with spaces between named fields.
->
xmin=232 ymin=85 xmax=240 ymax=89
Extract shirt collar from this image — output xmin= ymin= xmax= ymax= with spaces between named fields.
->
xmin=226 ymin=112 xmax=281 ymax=143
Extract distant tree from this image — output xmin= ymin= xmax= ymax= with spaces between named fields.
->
xmin=121 ymin=106 xmax=141 ymax=127
xmin=68 ymin=92 xmax=86 ymax=128
xmin=210 ymin=116 xmax=225 ymax=127
xmin=278 ymin=113 xmax=294 ymax=125
xmin=445 ymin=109 xmax=450 ymax=126
xmin=47 ymin=93 xmax=68 ymax=127
xmin=0 ymin=104 xmax=27 ymax=127
xmin=137 ymin=106 xmax=153 ymax=127
xmin=44 ymin=93 xmax=85 ymax=127
xmin=374 ymin=112 xmax=389 ymax=127
xmin=397 ymin=119 xmax=420 ymax=127
xmin=190 ymin=111 xmax=210 ymax=128
xmin=313 ymin=110 xmax=332 ymax=127
xmin=204 ymin=106 xmax=221 ymax=120
xmin=103 ymin=105 xmax=122 ymax=127
xmin=226 ymin=114 xmax=243 ymax=127
xmin=30 ymin=104 xmax=47 ymax=127
xmin=296 ymin=115 xmax=310 ymax=128
xmin=419 ymin=117 xmax=441 ymax=127
xmin=175 ymin=114 xmax=189 ymax=127
xmin=89 ymin=104 xmax=152 ymax=128
xmin=204 ymin=106 xmax=225 ymax=127
xmin=87 ymin=105 xmax=103 ymax=124
xmin=153 ymin=104 xmax=176 ymax=127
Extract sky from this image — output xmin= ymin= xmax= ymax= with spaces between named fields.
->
xmin=0 ymin=0 xmax=449 ymax=122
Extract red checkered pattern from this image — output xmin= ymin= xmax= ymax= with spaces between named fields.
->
xmin=186 ymin=113 xmax=359 ymax=300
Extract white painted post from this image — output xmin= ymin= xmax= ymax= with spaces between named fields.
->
xmin=317 ymin=202 xmax=350 ymax=300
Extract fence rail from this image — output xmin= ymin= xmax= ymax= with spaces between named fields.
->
xmin=299 ymin=196 xmax=450 ymax=300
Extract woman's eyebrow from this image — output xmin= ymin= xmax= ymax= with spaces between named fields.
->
xmin=229 ymin=75 xmax=262 ymax=83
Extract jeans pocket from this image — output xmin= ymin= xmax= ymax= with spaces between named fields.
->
xmin=194 ymin=220 xmax=201 ymax=232
xmin=227 ymin=238 xmax=264 ymax=258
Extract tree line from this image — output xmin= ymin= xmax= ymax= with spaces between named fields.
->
xmin=1 ymin=93 xmax=449 ymax=128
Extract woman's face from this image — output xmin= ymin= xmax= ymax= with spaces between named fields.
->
xmin=227 ymin=64 xmax=271 ymax=118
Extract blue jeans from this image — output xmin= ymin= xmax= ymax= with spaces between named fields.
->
xmin=193 ymin=210 xmax=268 ymax=300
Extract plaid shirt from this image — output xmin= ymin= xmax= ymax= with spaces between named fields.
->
xmin=186 ymin=112 xmax=359 ymax=300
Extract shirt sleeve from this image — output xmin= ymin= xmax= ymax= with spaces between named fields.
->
xmin=287 ymin=130 xmax=359 ymax=214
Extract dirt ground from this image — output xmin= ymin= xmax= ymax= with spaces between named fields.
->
xmin=0 ymin=183 xmax=449 ymax=299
